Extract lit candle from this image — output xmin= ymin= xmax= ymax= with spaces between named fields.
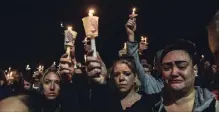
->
xmin=129 ymin=7 xmax=138 ymax=18
xmin=84 ymin=37 xmax=88 ymax=43
xmin=141 ymin=36 xmax=144 ymax=42
xmin=89 ymin=9 xmax=94 ymax=16
xmin=141 ymin=36 xmax=147 ymax=44
xmin=53 ymin=62 xmax=56 ymax=66
xmin=42 ymin=65 xmax=44 ymax=71
xmin=132 ymin=8 xmax=136 ymax=15
xmin=64 ymin=26 xmax=77 ymax=59
xmin=38 ymin=65 xmax=42 ymax=71
xmin=144 ymin=37 xmax=147 ymax=44
xmin=68 ymin=26 xmax=72 ymax=30
xmin=26 ymin=64 xmax=31 ymax=70
xmin=84 ymin=54 xmax=87 ymax=62
xmin=9 ymin=71 xmax=13 ymax=79
xmin=82 ymin=8 xmax=99 ymax=57
xmin=60 ymin=22 xmax=64 ymax=27
xmin=123 ymin=42 xmax=127 ymax=50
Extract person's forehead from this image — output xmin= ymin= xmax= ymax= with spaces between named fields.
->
xmin=44 ymin=72 xmax=60 ymax=80
xmin=162 ymin=50 xmax=191 ymax=63
xmin=114 ymin=63 xmax=131 ymax=72
xmin=24 ymin=80 xmax=30 ymax=83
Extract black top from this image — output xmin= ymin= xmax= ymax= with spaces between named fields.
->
xmin=90 ymin=83 xmax=157 ymax=112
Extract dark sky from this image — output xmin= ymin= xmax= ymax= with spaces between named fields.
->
xmin=0 ymin=0 xmax=218 ymax=70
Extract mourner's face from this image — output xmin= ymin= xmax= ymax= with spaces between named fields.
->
xmin=144 ymin=67 xmax=151 ymax=75
xmin=24 ymin=80 xmax=31 ymax=90
xmin=113 ymin=62 xmax=135 ymax=93
xmin=43 ymin=72 xmax=60 ymax=100
xmin=161 ymin=50 xmax=195 ymax=92
xmin=211 ymin=64 xmax=218 ymax=74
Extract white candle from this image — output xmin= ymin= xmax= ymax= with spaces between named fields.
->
xmin=26 ymin=64 xmax=31 ymax=70
xmin=141 ymin=36 xmax=144 ymax=42
xmin=144 ymin=37 xmax=147 ymax=44
xmin=84 ymin=54 xmax=87 ymax=62
xmin=38 ymin=65 xmax=41 ymax=71
xmin=42 ymin=66 xmax=44 ymax=71
xmin=64 ymin=26 xmax=77 ymax=47
xmin=88 ymin=9 xmax=97 ymax=57
xmin=91 ymin=38 xmax=97 ymax=57
xmin=84 ymin=37 xmax=88 ymax=43
xmin=132 ymin=8 xmax=136 ymax=15
xmin=201 ymin=55 xmax=204 ymax=58
xmin=123 ymin=42 xmax=127 ymax=50
xmin=66 ymin=46 xmax=71 ymax=59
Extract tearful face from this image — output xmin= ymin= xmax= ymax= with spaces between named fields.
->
xmin=43 ymin=72 xmax=60 ymax=100
xmin=161 ymin=50 xmax=195 ymax=92
xmin=113 ymin=63 xmax=135 ymax=93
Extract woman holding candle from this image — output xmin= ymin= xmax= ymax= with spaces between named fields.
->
xmin=85 ymin=50 xmax=157 ymax=111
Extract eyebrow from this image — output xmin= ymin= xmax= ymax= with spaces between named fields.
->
xmin=44 ymin=79 xmax=60 ymax=81
xmin=162 ymin=60 xmax=188 ymax=65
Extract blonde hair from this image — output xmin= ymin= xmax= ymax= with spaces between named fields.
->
xmin=111 ymin=59 xmax=141 ymax=92
xmin=39 ymin=67 xmax=61 ymax=92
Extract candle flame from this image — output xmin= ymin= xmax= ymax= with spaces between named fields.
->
xmin=141 ymin=36 xmax=144 ymax=41
xmin=132 ymin=8 xmax=136 ymax=14
xmin=89 ymin=9 xmax=95 ymax=16
xmin=68 ymin=26 xmax=72 ymax=30
xmin=124 ymin=42 xmax=127 ymax=50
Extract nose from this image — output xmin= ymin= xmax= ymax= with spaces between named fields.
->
xmin=119 ymin=74 xmax=125 ymax=82
xmin=171 ymin=66 xmax=179 ymax=76
xmin=50 ymin=83 xmax=55 ymax=90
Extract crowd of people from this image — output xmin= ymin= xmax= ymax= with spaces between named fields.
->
xmin=0 ymin=11 xmax=219 ymax=112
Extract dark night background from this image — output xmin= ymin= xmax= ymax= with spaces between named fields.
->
xmin=0 ymin=0 xmax=218 ymax=71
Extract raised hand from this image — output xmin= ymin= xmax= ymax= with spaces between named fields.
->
xmin=125 ymin=18 xmax=136 ymax=42
xmin=59 ymin=53 xmax=75 ymax=81
xmin=85 ymin=50 xmax=107 ymax=84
